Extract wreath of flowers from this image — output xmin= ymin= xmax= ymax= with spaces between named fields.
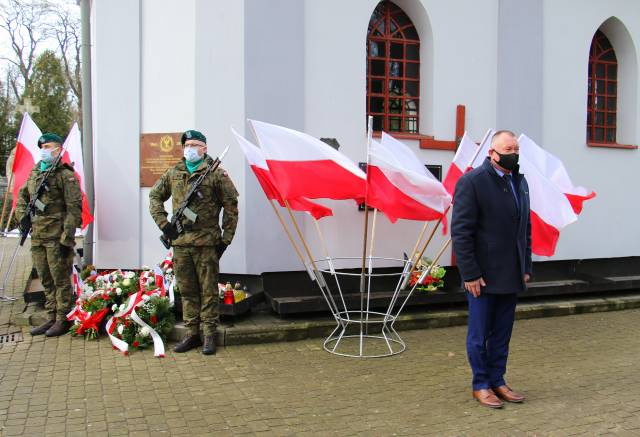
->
xmin=408 ymin=257 xmax=446 ymax=292
xmin=67 ymin=252 xmax=176 ymax=357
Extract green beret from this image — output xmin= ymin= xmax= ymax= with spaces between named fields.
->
xmin=38 ymin=133 xmax=63 ymax=148
xmin=181 ymin=129 xmax=206 ymax=145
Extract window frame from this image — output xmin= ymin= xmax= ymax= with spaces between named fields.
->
xmin=367 ymin=1 xmax=421 ymax=135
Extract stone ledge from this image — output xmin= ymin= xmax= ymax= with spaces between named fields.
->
xmin=19 ymin=293 xmax=640 ymax=346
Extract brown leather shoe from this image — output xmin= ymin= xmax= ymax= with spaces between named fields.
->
xmin=30 ymin=319 xmax=55 ymax=336
xmin=472 ymin=389 xmax=503 ymax=409
xmin=45 ymin=320 xmax=71 ymax=337
xmin=493 ymin=385 xmax=525 ymax=403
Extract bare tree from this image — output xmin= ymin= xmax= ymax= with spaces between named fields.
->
xmin=0 ymin=0 xmax=52 ymax=99
xmin=50 ymin=2 xmax=81 ymax=110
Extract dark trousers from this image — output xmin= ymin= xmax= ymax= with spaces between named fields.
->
xmin=466 ymin=292 xmax=518 ymax=391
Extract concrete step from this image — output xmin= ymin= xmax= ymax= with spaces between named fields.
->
xmin=16 ymin=291 xmax=640 ymax=347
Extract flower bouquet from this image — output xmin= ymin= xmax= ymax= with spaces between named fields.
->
xmin=408 ymin=257 xmax=446 ymax=292
xmin=68 ymin=251 xmax=178 ymax=357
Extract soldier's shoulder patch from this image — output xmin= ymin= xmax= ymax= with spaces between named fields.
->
xmin=68 ymin=177 xmax=76 ymax=181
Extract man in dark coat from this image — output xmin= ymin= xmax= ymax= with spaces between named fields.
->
xmin=451 ymin=130 xmax=532 ymax=409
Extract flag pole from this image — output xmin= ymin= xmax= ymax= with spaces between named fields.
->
xmin=312 ymin=217 xmax=350 ymax=319
xmin=391 ymin=237 xmax=451 ymax=325
xmin=359 ymin=116 xmax=373 ymax=355
xmin=408 ymin=221 xmax=430 ymax=264
xmin=3 ymin=207 xmax=15 ymax=234
xmin=283 ymin=200 xmax=343 ymax=319
xmin=268 ymin=199 xmax=307 ymax=269
xmin=0 ymin=173 xmax=14 ymax=235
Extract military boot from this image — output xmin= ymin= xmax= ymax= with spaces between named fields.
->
xmin=30 ymin=319 xmax=55 ymax=336
xmin=45 ymin=320 xmax=71 ymax=337
xmin=202 ymin=335 xmax=216 ymax=355
xmin=173 ymin=334 xmax=202 ymax=353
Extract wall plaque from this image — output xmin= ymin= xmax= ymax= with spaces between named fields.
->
xmin=140 ymin=133 xmax=183 ymax=187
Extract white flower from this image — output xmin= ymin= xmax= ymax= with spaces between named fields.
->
xmin=124 ymin=271 xmax=135 ymax=279
xmin=118 ymin=304 xmax=126 ymax=312
xmin=116 ymin=287 xmax=123 ymax=296
xmin=122 ymin=278 xmax=131 ymax=286
xmin=117 ymin=324 xmax=124 ymax=335
xmin=142 ymin=295 xmax=150 ymax=301
xmin=111 ymin=304 xmax=118 ymax=312
xmin=140 ymin=326 xmax=151 ymax=337
xmin=141 ymin=265 xmax=150 ymax=271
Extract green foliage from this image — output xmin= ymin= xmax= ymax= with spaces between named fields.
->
xmin=22 ymin=50 xmax=72 ymax=137
xmin=0 ymin=81 xmax=18 ymax=177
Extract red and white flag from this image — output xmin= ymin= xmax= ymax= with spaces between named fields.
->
xmin=518 ymin=134 xmax=596 ymax=214
xmin=518 ymin=155 xmax=578 ymax=256
xmin=232 ymin=128 xmax=333 ymax=220
xmin=61 ymin=123 xmax=94 ymax=229
xmin=367 ymin=132 xmax=451 ymax=223
xmin=11 ymin=113 xmax=42 ymax=209
xmin=443 ymin=131 xmax=490 ymax=196
xmin=249 ymin=120 xmax=366 ymax=202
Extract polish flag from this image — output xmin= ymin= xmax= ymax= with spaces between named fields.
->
xmin=443 ymin=131 xmax=492 ymax=196
xmin=367 ymin=132 xmax=451 ymax=224
xmin=518 ymin=155 xmax=578 ymax=256
xmin=61 ymin=123 xmax=94 ymax=229
xmin=518 ymin=134 xmax=596 ymax=214
xmin=11 ymin=113 xmax=42 ymax=209
xmin=232 ymin=128 xmax=333 ymax=220
xmin=249 ymin=120 xmax=366 ymax=202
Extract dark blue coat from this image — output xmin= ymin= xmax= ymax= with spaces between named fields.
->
xmin=451 ymin=158 xmax=532 ymax=294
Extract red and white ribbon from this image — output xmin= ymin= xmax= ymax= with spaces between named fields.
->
xmin=130 ymin=305 xmax=165 ymax=358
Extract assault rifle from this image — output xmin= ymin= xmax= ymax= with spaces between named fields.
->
xmin=19 ymin=148 xmax=67 ymax=246
xmin=159 ymin=145 xmax=230 ymax=249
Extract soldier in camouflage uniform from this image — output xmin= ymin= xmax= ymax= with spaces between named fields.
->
xmin=149 ymin=129 xmax=238 ymax=355
xmin=16 ymin=133 xmax=83 ymax=337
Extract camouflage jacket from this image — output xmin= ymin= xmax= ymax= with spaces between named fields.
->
xmin=149 ymin=156 xmax=239 ymax=247
xmin=16 ymin=162 xmax=82 ymax=247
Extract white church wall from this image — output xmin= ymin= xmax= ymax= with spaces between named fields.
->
xmin=541 ymin=0 xmax=640 ymax=260
xmin=139 ymin=0 xmax=197 ymax=268
xmin=91 ymin=0 xmax=141 ymax=269
xmin=194 ymin=0 xmax=248 ymax=274
xmin=242 ymin=0 xmax=308 ymax=274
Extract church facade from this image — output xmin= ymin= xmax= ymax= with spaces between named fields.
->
xmin=89 ymin=0 xmax=639 ymax=275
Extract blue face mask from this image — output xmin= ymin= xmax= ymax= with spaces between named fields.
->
xmin=183 ymin=146 xmax=202 ymax=163
xmin=40 ymin=148 xmax=56 ymax=163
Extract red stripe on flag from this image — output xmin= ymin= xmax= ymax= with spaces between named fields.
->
xmin=530 ymin=210 xmax=560 ymax=256
xmin=366 ymin=166 xmax=444 ymax=223
xmin=266 ymin=159 xmax=366 ymax=202
xmin=251 ymin=165 xmax=332 ymax=220
xmin=443 ymin=163 xmax=464 ymax=197
xmin=565 ymin=192 xmax=596 ymax=215
xmin=11 ymin=142 xmax=36 ymax=209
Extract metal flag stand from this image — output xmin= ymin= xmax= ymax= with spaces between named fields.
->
xmin=0 ymin=234 xmax=21 ymax=302
xmin=317 ymin=236 xmax=451 ymax=358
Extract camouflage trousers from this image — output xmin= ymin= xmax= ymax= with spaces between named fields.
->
xmin=173 ymin=246 xmax=219 ymax=336
xmin=31 ymin=243 xmax=74 ymax=320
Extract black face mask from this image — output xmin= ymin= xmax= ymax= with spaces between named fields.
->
xmin=494 ymin=151 xmax=519 ymax=171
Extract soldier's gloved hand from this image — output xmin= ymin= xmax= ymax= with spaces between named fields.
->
xmin=215 ymin=242 xmax=228 ymax=258
xmin=161 ymin=222 xmax=180 ymax=241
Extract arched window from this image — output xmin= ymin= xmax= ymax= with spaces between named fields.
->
xmin=367 ymin=1 xmax=419 ymax=133
xmin=587 ymin=30 xmax=617 ymax=144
